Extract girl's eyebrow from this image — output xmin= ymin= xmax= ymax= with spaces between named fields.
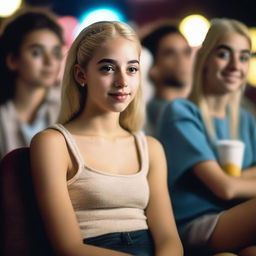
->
xmin=27 ymin=43 xmax=62 ymax=49
xmin=216 ymin=44 xmax=251 ymax=54
xmin=128 ymin=60 xmax=140 ymax=64
xmin=27 ymin=43 xmax=44 ymax=48
xmin=97 ymin=58 xmax=140 ymax=64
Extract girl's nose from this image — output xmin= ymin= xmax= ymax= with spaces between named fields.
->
xmin=44 ymin=53 xmax=54 ymax=66
xmin=114 ymin=71 xmax=128 ymax=88
xmin=228 ymin=55 xmax=240 ymax=70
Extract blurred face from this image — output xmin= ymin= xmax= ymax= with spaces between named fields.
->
xmin=154 ymin=33 xmax=192 ymax=87
xmin=203 ymin=32 xmax=251 ymax=95
xmin=80 ymin=37 xmax=140 ymax=114
xmin=10 ymin=29 xmax=63 ymax=88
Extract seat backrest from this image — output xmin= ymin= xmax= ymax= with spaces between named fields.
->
xmin=0 ymin=148 xmax=54 ymax=256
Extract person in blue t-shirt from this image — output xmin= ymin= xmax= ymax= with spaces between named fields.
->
xmin=141 ymin=24 xmax=193 ymax=136
xmin=158 ymin=18 xmax=256 ymax=256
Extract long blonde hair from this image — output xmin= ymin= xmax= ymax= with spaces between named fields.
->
xmin=189 ymin=18 xmax=251 ymax=140
xmin=58 ymin=21 xmax=144 ymax=132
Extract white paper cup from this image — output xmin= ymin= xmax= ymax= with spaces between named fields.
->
xmin=216 ymin=140 xmax=245 ymax=177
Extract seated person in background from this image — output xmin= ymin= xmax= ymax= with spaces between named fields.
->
xmin=141 ymin=23 xmax=193 ymax=136
xmin=157 ymin=18 xmax=256 ymax=256
xmin=30 ymin=21 xmax=183 ymax=256
xmin=0 ymin=8 xmax=64 ymax=159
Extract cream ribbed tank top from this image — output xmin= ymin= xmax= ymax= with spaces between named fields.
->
xmin=50 ymin=124 xmax=150 ymax=239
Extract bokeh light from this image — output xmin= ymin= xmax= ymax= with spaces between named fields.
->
xmin=249 ymin=28 xmax=256 ymax=53
xmin=179 ymin=14 xmax=210 ymax=47
xmin=248 ymin=56 xmax=256 ymax=86
xmin=75 ymin=7 xmax=125 ymax=36
xmin=0 ymin=0 xmax=22 ymax=17
xmin=57 ymin=16 xmax=78 ymax=48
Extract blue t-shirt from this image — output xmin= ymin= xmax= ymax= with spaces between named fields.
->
xmin=157 ymin=98 xmax=256 ymax=228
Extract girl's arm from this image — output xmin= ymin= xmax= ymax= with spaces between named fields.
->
xmin=193 ymin=161 xmax=256 ymax=200
xmin=146 ymin=136 xmax=183 ymax=256
xmin=241 ymin=166 xmax=256 ymax=178
xmin=30 ymin=130 xmax=132 ymax=256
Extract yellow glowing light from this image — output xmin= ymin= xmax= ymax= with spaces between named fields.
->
xmin=249 ymin=28 xmax=256 ymax=53
xmin=179 ymin=14 xmax=210 ymax=47
xmin=0 ymin=0 xmax=22 ymax=17
xmin=248 ymin=57 xmax=256 ymax=86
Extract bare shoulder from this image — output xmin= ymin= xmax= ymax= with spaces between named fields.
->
xmin=31 ymin=128 xmax=66 ymax=150
xmin=146 ymin=135 xmax=164 ymax=155
xmin=145 ymin=135 xmax=166 ymax=168
xmin=145 ymin=136 xmax=168 ymax=179
xmin=30 ymin=129 xmax=69 ymax=165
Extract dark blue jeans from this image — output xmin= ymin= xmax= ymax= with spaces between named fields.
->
xmin=83 ymin=229 xmax=154 ymax=256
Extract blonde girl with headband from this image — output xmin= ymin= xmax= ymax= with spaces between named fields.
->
xmin=30 ymin=21 xmax=183 ymax=256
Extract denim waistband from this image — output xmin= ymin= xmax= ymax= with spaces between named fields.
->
xmin=83 ymin=229 xmax=154 ymax=256
xmin=84 ymin=229 xmax=149 ymax=244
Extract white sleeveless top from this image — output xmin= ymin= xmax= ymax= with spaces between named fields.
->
xmin=50 ymin=124 xmax=150 ymax=239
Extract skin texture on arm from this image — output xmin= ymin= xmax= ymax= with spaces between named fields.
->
xmin=240 ymin=166 xmax=256 ymax=178
xmin=146 ymin=136 xmax=183 ymax=256
xmin=30 ymin=130 xmax=132 ymax=256
xmin=193 ymin=160 xmax=256 ymax=200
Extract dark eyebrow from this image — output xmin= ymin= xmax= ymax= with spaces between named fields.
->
xmin=216 ymin=44 xmax=251 ymax=54
xmin=97 ymin=58 xmax=116 ymax=64
xmin=27 ymin=43 xmax=61 ymax=49
xmin=28 ymin=43 xmax=44 ymax=48
xmin=128 ymin=60 xmax=140 ymax=64
xmin=97 ymin=58 xmax=140 ymax=65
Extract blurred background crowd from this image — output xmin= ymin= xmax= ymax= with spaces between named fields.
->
xmin=1 ymin=1 xmax=256 ymax=255
xmin=1 ymin=0 xmax=256 ymax=158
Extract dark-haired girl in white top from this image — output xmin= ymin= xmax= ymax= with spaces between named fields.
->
xmin=30 ymin=21 xmax=183 ymax=256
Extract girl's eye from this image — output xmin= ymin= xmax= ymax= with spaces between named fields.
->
xmin=217 ymin=51 xmax=230 ymax=59
xmin=240 ymin=54 xmax=250 ymax=62
xmin=31 ymin=48 xmax=43 ymax=57
xmin=100 ymin=65 xmax=114 ymax=72
xmin=128 ymin=66 xmax=138 ymax=73
xmin=53 ymin=47 xmax=63 ymax=60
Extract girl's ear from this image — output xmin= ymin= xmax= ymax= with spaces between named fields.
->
xmin=6 ymin=54 xmax=18 ymax=71
xmin=74 ymin=64 xmax=87 ymax=87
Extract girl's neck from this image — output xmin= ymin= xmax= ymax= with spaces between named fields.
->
xmin=13 ymin=80 xmax=47 ymax=123
xmin=70 ymin=109 xmax=127 ymax=138
xmin=205 ymin=93 xmax=231 ymax=118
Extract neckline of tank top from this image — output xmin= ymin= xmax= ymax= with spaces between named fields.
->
xmin=54 ymin=123 xmax=146 ymax=178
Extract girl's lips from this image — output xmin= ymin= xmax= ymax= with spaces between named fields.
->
xmin=108 ymin=92 xmax=131 ymax=101
xmin=41 ymin=71 xmax=55 ymax=77
xmin=222 ymin=72 xmax=240 ymax=78
xmin=222 ymin=74 xmax=241 ymax=82
xmin=108 ymin=92 xmax=131 ymax=95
